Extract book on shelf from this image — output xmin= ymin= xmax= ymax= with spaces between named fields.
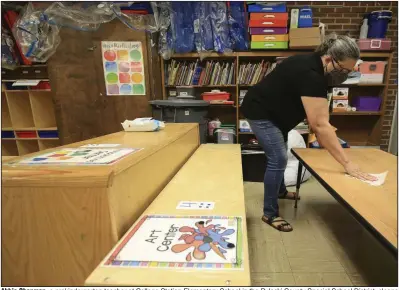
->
xmin=165 ymin=60 xmax=236 ymax=86
xmin=238 ymin=60 xmax=281 ymax=85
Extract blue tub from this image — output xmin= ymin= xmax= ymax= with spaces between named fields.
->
xmin=367 ymin=10 xmax=392 ymax=38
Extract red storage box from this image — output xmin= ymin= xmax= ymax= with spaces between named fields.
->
xmin=357 ymin=39 xmax=391 ymax=51
xmin=250 ymin=13 xmax=289 ymax=21
xmin=15 ymin=131 xmax=37 ymax=138
xmin=201 ymin=91 xmax=230 ymax=102
xmin=249 ymin=19 xmax=288 ymax=28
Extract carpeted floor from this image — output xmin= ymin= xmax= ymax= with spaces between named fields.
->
xmin=245 ymin=178 xmax=397 ymax=286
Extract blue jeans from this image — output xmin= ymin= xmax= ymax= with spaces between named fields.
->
xmin=247 ymin=119 xmax=288 ymax=218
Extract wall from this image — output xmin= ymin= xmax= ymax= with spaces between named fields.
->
xmin=287 ymin=1 xmax=398 ymax=150
xmin=48 ymin=20 xmax=162 ymax=145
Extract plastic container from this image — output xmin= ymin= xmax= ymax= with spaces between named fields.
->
xmin=149 ymin=100 xmax=210 ymax=144
xmin=208 ymin=119 xmax=221 ymax=135
xmin=357 ymin=39 xmax=391 ymax=51
xmin=250 ymin=13 xmax=288 ymax=21
xmin=201 ymin=91 xmax=230 ymax=101
xmin=251 ymin=34 xmax=288 ymax=42
xmin=367 ymin=10 xmax=392 ymax=38
xmin=250 ymin=27 xmax=288 ymax=34
xmin=298 ymin=7 xmax=313 ymax=28
xmin=251 ymin=41 xmax=288 ymax=49
xmin=249 ymin=19 xmax=288 ymax=28
xmin=360 ymin=18 xmax=369 ymax=39
xmin=213 ymin=128 xmax=236 ymax=144
xmin=352 ymin=96 xmax=382 ymax=112
xmin=248 ymin=3 xmax=286 ymax=13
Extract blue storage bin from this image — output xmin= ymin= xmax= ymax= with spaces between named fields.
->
xmin=248 ymin=3 xmax=286 ymax=13
xmin=367 ymin=10 xmax=392 ymax=38
xmin=298 ymin=7 xmax=313 ymax=28
xmin=2 ymin=131 xmax=15 ymax=138
xmin=38 ymin=130 xmax=58 ymax=138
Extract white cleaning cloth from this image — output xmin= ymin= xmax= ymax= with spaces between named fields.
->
xmin=346 ymin=171 xmax=388 ymax=187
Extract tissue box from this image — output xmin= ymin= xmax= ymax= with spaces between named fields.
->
xmin=332 ymin=100 xmax=349 ymax=112
xmin=359 ymin=61 xmax=386 ymax=84
xmin=239 ymin=120 xmax=252 ymax=132
xmin=289 ymin=27 xmax=321 ymax=49
xmin=332 ymin=87 xmax=349 ymax=100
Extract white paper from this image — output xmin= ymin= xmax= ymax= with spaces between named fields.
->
xmin=176 ymin=201 xmax=215 ymax=210
xmin=17 ymin=148 xmax=142 ymax=165
xmin=115 ymin=216 xmax=238 ymax=264
xmin=12 ymin=80 xmax=40 ymax=86
xmin=80 ymin=144 xmax=121 ymax=148
xmin=346 ymin=171 xmax=388 ymax=187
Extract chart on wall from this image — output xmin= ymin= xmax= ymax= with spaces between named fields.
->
xmin=104 ymin=215 xmax=243 ymax=270
xmin=101 ymin=41 xmax=146 ymax=96
xmin=17 ymin=148 xmax=142 ymax=165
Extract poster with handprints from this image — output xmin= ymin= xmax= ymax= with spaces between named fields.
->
xmin=17 ymin=148 xmax=142 ymax=165
xmin=101 ymin=41 xmax=146 ymax=96
xmin=105 ymin=215 xmax=243 ymax=269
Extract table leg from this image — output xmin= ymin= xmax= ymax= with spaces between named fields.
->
xmin=295 ymin=162 xmax=303 ymax=208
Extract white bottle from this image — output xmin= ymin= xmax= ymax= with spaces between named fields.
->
xmin=360 ymin=18 xmax=369 ymax=39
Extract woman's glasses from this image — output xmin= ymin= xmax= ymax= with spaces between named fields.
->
xmin=332 ymin=58 xmax=353 ymax=74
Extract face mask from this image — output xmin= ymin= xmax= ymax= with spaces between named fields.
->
xmin=326 ymin=69 xmax=349 ymax=86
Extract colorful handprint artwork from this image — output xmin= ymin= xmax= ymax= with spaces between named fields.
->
xmin=105 ymin=215 xmax=242 ymax=269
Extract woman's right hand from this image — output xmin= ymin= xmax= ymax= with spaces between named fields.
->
xmin=344 ymin=161 xmax=377 ymax=181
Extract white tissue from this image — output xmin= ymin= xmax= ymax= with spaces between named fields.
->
xmin=121 ymin=118 xmax=165 ymax=132
xmin=345 ymin=171 xmax=388 ymax=187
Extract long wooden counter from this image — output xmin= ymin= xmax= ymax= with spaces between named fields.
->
xmin=1 ymin=123 xmax=199 ymax=286
xmin=85 ymin=144 xmax=250 ymax=286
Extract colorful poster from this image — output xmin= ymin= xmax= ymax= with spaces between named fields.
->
xmin=104 ymin=215 xmax=243 ymax=270
xmin=17 ymin=148 xmax=142 ymax=165
xmin=101 ymin=41 xmax=146 ymax=96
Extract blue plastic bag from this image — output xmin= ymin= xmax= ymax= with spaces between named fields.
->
xmin=171 ymin=2 xmax=195 ymax=53
xmin=193 ymin=2 xmax=214 ymax=53
xmin=228 ymin=1 xmax=249 ymax=51
xmin=209 ymin=2 xmax=232 ymax=53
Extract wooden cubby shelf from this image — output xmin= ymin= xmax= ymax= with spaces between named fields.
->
xmin=1 ymin=78 xmax=59 ymax=156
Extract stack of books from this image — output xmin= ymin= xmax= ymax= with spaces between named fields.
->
xmin=238 ymin=60 xmax=277 ymax=85
xmin=165 ymin=60 xmax=236 ymax=86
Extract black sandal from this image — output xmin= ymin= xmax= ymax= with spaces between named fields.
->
xmin=278 ymin=191 xmax=300 ymax=200
xmin=261 ymin=216 xmax=293 ymax=232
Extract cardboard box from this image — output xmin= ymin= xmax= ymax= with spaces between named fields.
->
xmin=332 ymin=87 xmax=349 ymax=100
xmin=239 ymin=119 xmax=252 ymax=132
xmin=289 ymin=27 xmax=321 ymax=49
xmin=333 ymin=100 xmax=349 ymax=112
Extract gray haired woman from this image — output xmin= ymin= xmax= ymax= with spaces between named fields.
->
xmin=241 ymin=33 xmax=376 ymax=232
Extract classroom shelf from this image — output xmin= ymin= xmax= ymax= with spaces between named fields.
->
xmin=331 ymin=111 xmax=382 ymax=116
xmin=2 ymin=140 xmax=19 ymax=156
xmin=29 ymin=91 xmax=57 ymax=128
xmin=165 ymin=85 xmax=236 ymax=88
xmin=6 ymin=91 xmax=36 ymax=128
xmin=169 ymin=51 xmax=392 ymax=59
xmin=16 ymin=140 xmax=40 ymax=156
xmin=239 ymin=83 xmax=386 ymax=88
xmin=2 ymin=92 xmax=12 ymax=128
xmin=162 ymin=51 xmax=394 ymax=145
xmin=38 ymin=139 xmax=60 ymax=151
